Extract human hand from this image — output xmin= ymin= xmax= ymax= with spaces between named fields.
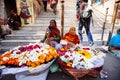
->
xmin=48 ymin=37 xmax=54 ymax=41
xmin=67 ymin=42 xmax=75 ymax=47
xmin=40 ymin=40 xmax=44 ymax=43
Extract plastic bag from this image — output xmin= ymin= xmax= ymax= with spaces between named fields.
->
xmin=50 ymin=60 xmax=59 ymax=73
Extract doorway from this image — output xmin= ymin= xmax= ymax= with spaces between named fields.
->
xmin=4 ymin=0 xmax=21 ymax=25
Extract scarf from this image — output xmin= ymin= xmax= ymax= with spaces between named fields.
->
xmin=48 ymin=25 xmax=60 ymax=38
xmin=62 ymin=27 xmax=80 ymax=44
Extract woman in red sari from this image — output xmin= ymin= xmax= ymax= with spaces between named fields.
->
xmin=41 ymin=19 xmax=61 ymax=47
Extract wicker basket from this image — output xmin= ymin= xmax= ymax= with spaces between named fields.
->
xmin=58 ymin=58 xmax=103 ymax=80
xmin=58 ymin=58 xmax=89 ymax=80
xmin=88 ymin=66 xmax=103 ymax=77
xmin=61 ymin=66 xmax=89 ymax=80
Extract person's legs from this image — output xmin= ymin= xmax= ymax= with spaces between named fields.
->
xmin=51 ymin=41 xmax=58 ymax=48
xmin=43 ymin=1 xmax=47 ymax=11
xmin=84 ymin=18 xmax=94 ymax=45
xmin=52 ymin=3 xmax=57 ymax=14
xmin=78 ymin=18 xmax=84 ymax=43
xmin=24 ymin=18 xmax=29 ymax=24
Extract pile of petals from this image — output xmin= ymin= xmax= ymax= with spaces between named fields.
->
xmin=58 ymin=45 xmax=106 ymax=69
xmin=0 ymin=43 xmax=59 ymax=68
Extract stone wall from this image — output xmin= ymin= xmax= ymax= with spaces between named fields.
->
xmin=0 ymin=0 xmax=4 ymax=25
xmin=33 ymin=0 xmax=43 ymax=19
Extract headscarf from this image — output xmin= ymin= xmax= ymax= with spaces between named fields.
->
xmin=62 ymin=27 xmax=80 ymax=44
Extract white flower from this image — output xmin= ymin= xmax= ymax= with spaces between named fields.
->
xmin=2 ymin=57 xmax=9 ymax=61
xmin=27 ymin=49 xmax=39 ymax=62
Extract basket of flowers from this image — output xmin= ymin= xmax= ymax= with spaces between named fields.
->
xmin=57 ymin=45 xmax=106 ymax=80
xmin=0 ymin=43 xmax=59 ymax=80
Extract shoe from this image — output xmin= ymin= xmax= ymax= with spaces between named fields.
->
xmin=25 ymin=23 xmax=29 ymax=24
xmin=89 ymin=42 xmax=94 ymax=47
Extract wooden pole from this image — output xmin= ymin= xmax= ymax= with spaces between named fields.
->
xmin=106 ymin=0 xmax=119 ymax=46
xmin=101 ymin=8 xmax=109 ymax=45
xmin=60 ymin=0 xmax=64 ymax=37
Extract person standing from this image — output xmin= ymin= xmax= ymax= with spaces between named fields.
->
xmin=50 ymin=0 xmax=58 ymax=15
xmin=42 ymin=0 xmax=48 ymax=12
xmin=77 ymin=0 xmax=94 ymax=46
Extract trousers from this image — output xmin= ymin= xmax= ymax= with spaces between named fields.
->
xmin=78 ymin=17 xmax=94 ymax=45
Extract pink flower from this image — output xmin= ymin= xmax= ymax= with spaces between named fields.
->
xmin=33 ymin=44 xmax=40 ymax=49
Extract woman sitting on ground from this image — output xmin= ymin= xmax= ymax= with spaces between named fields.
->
xmin=62 ymin=26 xmax=80 ymax=45
xmin=55 ymin=27 xmax=80 ymax=50
xmin=108 ymin=28 xmax=120 ymax=50
xmin=41 ymin=19 xmax=61 ymax=47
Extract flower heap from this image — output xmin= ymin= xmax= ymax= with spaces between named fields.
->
xmin=58 ymin=46 xmax=106 ymax=69
xmin=0 ymin=43 xmax=59 ymax=68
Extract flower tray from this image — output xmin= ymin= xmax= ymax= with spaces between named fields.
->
xmin=57 ymin=58 xmax=103 ymax=80
xmin=2 ymin=59 xmax=55 ymax=80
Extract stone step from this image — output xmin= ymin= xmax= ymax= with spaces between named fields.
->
xmin=5 ymin=34 xmax=44 ymax=40
xmin=32 ymin=23 xmax=77 ymax=27
xmin=0 ymin=40 xmax=40 ymax=46
xmin=0 ymin=38 xmax=106 ymax=46
xmin=12 ymin=31 xmax=46 ymax=34
xmin=0 ymin=41 xmax=107 ymax=52
xmin=17 ymin=26 xmax=73 ymax=33
xmin=1 ymin=46 xmax=20 ymax=52
xmin=35 ymin=20 xmax=60 ymax=24
xmin=35 ymin=19 xmax=77 ymax=24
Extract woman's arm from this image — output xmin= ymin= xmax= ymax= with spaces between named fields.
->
xmin=54 ymin=35 xmax=61 ymax=41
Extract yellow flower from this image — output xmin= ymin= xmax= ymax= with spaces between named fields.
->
xmin=66 ymin=62 xmax=72 ymax=67
xmin=76 ymin=50 xmax=92 ymax=59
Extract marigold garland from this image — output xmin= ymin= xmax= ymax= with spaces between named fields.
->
xmin=0 ymin=43 xmax=59 ymax=68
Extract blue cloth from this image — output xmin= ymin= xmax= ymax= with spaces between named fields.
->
xmin=96 ymin=0 xmax=100 ymax=3
xmin=78 ymin=18 xmax=94 ymax=45
xmin=109 ymin=34 xmax=120 ymax=47
xmin=26 ymin=8 xmax=30 ymax=15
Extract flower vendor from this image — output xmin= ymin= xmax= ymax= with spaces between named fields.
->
xmin=41 ymin=19 xmax=61 ymax=47
xmin=55 ymin=27 xmax=80 ymax=50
